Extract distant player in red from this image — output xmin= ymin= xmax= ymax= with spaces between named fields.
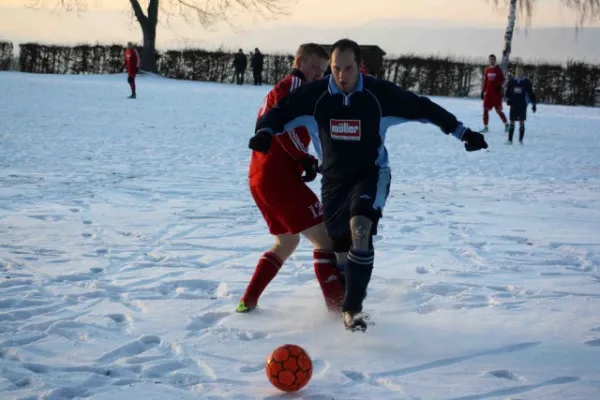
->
xmin=123 ymin=42 xmax=140 ymax=99
xmin=237 ymin=43 xmax=344 ymax=314
xmin=481 ymin=54 xmax=509 ymax=133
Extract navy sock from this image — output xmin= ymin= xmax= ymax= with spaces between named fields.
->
xmin=342 ymin=248 xmax=374 ymax=313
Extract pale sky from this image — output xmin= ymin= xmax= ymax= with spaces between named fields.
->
xmin=0 ymin=0 xmax=598 ymax=52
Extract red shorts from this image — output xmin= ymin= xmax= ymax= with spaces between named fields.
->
xmin=484 ymin=95 xmax=503 ymax=109
xmin=250 ymin=178 xmax=323 ymax=235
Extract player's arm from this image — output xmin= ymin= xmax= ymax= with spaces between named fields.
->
xmin=379 ymin=80 xmax=468 ymax=139
xmin=379 ymin=81 xmax=487 ymax=151
xmin=498 ymin=68 xmax=505 ymax=88
xmin=481 ymin=68 xmax=488 ymax=96
xmin=250 ymin=83 xmax=319 ymax=154
xmin=271 ymin=79 xmax=314 ymax=160
xmin=275 ymin=128 xmax=311 ymax=160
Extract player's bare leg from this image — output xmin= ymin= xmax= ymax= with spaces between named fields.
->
xmin=342 ymin=215 xmax=374 ymax=332
xmin=301 ymin=223 xmax=344 ymax=312
xmin=237 ymin=233 xmax=299 ymax=312
xmin=482 ymin=107 xmax=490 ymax=132
xmin=495 ymin=104 xmax=509 ymax=131
xmin=272 ymin=233 xmax=301 ymax=261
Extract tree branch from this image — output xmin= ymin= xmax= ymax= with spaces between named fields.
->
xmin=560 ymin=0 xmax=600 ymax=26
xmin=129 ymin=0 xmax=148 ymax=26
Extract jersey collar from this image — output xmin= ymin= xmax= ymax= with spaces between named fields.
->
xmin=328 ymin=73 xmax=364 ymax=95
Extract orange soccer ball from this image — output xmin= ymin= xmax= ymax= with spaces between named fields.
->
xmin=265 ymin=344 xmax=313 ymax=392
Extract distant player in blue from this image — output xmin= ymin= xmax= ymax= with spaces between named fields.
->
xmin=505 ymin=66 xmax=537 ymax=145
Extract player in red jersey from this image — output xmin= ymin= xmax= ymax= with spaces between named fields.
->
xmin=481 ymin=54 xmax=509 ymax=133
xmin=237 ymin=43 xmax=344 ymax=314
xmin=123 ymin=42 xmax=140 ymax=99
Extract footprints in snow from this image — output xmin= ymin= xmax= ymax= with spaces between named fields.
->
xmin=485 ymin=369 xmax=519 ymax=381
xmin=584 ymin=327 xmax=600 ymax=347
xmin=186 ymin=311 xmax=269 ymax=342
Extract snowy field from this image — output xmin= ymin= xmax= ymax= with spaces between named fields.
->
xmin=1 ymin=71 xmax=600 ymax=400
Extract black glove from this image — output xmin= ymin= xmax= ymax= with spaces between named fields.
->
xmin=480 ymin=91 xmax=484 ymax=100
xmin=461 ymin=128 xmax=488 ymax=152
xmin=506 ymin=99 xmax=512 ymax=106
xmin=300 ymin=155 xmax=319 ymax=182
xmin=532 ymin=104 xmax=537 ymax=113
xmin=248 ymin=130 xmax=273 ymax=154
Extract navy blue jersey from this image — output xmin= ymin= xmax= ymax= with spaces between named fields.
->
xmin=255 ymin=74 xmax=466 ymax=180
xmin=505 ymin=77 xmax=536 ymax=109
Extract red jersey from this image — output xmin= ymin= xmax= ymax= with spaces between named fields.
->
xmin=482 ymin=65 xmax=505 ymax=95
xmin=125 ymin=48 xmax=140 ymax=75
xmin=248 ymin=69 xmax=312 ymax=184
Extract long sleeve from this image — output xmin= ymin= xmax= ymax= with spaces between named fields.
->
xmin=497 ymin=68 xmax=505 ymax=88
xmin=379 ymin=80 xmax=465 ymax=139
xmin=256 ymin=77 xmax=311 ymax=160
xmin=482 ymin=67 xmax=488 ymax=92
xmin=254 ymin=83 xmax=319 ymax=139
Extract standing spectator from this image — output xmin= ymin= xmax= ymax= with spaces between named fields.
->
xmin=232 ymin=49 xmax=247 ymax=85
xmin=122 ymin=42 xmax=139 ymax=99
xmin=251 ymin=48 xmax=265 ymax=85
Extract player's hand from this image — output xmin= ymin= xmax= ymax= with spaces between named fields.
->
xmin=300 ymin=155 xmax=319 ymax=182
xmin=461 ymin=128 xmax=488 ymax=152
xmin=506 ymin=99 xmax=512 ymax=106
xmin=480 ymin=91 xmax=484 ymax=100
xmin=248 ymin=130 xmax=273 ymax=153
xmin=532 ymin=104 xmax=537 ymax=113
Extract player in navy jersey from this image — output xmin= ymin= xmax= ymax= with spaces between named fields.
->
xmin=505 ymin=66 xmax=537 ymax=145
xmin=248 ymin=39 xmax=488 ymax=332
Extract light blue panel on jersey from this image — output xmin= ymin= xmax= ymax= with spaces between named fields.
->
xmin=375 ymin=117 xmax=465 ymax=168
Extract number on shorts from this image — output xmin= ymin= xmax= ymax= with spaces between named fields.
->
xmin=308 ymin=202 xmax=323 ymax=218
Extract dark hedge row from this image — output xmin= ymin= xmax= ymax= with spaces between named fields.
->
xmin=7 ymin=41 xmax=600 ymax=106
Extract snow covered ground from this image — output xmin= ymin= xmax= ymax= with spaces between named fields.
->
xmin=1 ymin=71 xmax=600 ymax=400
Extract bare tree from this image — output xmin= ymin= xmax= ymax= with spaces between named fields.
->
xmin=29 ymin=0 xmax=294 ymax=72
xmin=492 ymin=0 xmax=600 ymax=74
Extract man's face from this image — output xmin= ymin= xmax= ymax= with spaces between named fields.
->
xmin=516 ymin=67 xmax=524 ymax=76
xmin=489 ymin=56 xmax=497 ymax=66
xmin=299 ymin=55 xmax=328 ymax=82
xmin=331 ymin=48 xmax=359 ymax=94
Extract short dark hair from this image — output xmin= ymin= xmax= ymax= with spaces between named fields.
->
xmin=296 ymin=43 xmax=329 ymax=60
xmin=330 ymin=38 xmax=362 ymax=65
xmin=489 ymin=54 xmax=496 ymax=58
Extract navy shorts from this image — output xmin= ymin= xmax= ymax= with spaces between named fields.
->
xmin=321 ymin=168 xmax=391 ymax=240
xmin=509 ymin=105 xmax=527 ymax=121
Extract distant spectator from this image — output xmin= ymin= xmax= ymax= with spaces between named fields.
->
xmin=251 ymin=48 xmax=265 ymax=85
xmin=122 ymin=41 xmax=140 ymax=99
xmin=232 ymin=49 xmax=248 ymax=85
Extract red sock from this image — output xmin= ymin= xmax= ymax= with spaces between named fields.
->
xmin=313 ymin=250 xmax=344 ymax=312
xmin=241 ymin=252 xmax=283 ymax=307
xmin=498 ymin=110 xmax=507 ymax=124
xmin=483 ymin=108 xmax=489 ymax=126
